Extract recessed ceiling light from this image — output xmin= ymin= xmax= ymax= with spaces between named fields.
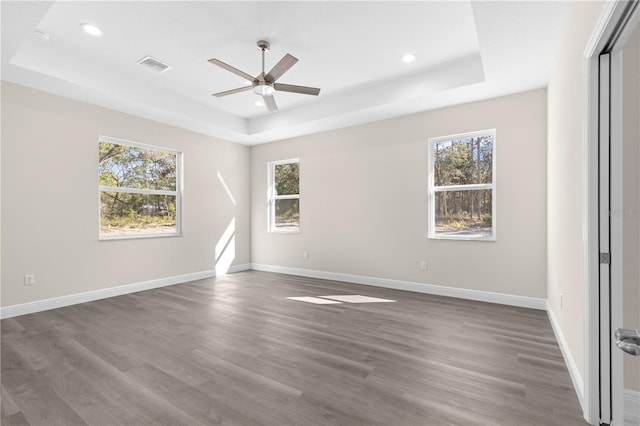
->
xmin=254 ymin=100 xmax=264 ymax=107
xmin=402 ymin=53 xmax=416 ymax=63
xmin=80 ymin=23 xmax=103 ymax=37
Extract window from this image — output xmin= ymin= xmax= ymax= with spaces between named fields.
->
xmin=268 ymin=159 xmax=300 ymax=232
xmin=99 ymin=136 xmax=182 ymax=239
xmin=428 ymin=129 xmax=495 ymax=240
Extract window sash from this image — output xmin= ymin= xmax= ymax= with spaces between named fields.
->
xmin=272 ymin=194 xmax=300 ymax=200
xmin=433 ymin=183 xmax=493 ymax=192
xmin=99 ymin=136 xmax=181 ymax=156
xmin=428 ymin=129 xmax=495 ymax=145
xmin=99 ymin=186 xmax=177 ymax=196
xmin=428 ymin=129 xmax=496 ymax=241
xmin=268 ymin=159 xmax=300 ymax=232
xmin=99 ymin=135 xmax=182 ymax=240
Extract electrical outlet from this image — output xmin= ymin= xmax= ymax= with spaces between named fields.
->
xmin=420 ymin=261 xmax=428 ymax=271
xmin=24 ymin=274 xmax=35 ymax=286
xmin=303 ymin=251 xmax=309 ymax=260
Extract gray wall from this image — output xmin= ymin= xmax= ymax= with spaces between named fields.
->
xmin=1 ymin=82 xmax=251 ymax=307
xmin=251 ymin=89 xmax=548 ymax=299
xmin=546 ymin=0 xmax=606 ymax=389
xmin=622 ymin=23 xmax=640 ymax=393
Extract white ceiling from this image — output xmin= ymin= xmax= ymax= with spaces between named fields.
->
xmin=1 ymin=1 xmax=569 ymax=145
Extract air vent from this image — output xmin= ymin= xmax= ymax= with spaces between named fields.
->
xmin=137 ymin=56 xmax=172 ymax=73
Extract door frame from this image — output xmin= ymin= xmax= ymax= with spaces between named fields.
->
xmin=585 ymin=1 xmax=639 ymax=424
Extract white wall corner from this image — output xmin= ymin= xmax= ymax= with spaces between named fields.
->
xmin=0 ymin=269 xmax=217 ymax=319
xmin=546 ymin=301 xmax=585 ymax=412
xmin=250 ymin=263 xmax=547 ymax=310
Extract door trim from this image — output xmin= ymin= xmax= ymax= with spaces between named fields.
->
xmin=598 ymin=51 xmax=612 ymax=424
xmin=585 ymin=1 xmax=640 ymax=424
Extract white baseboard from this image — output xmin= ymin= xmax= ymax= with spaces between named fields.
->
xmin=1 ymin=263 xmax=544 ymax=319
xmin=1 ymin=268 xmax=222 ymax=319
xmin=627 ymin=389 xmax=640 ymax=425
xmin=546 ymin=301 xmax=585 ymax=413
xmin=250 ymin=263 xmax=547 ymax=310
xmin=227 ymin=263 xmax=251 ymax=273
xmin=0 ymin=262 xmax=255 ymax=319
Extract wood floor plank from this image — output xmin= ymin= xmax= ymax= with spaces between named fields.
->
xmin=2 ymin=368 xmax=87 ymax=426
xmin=1 ymin=384 xmax=22 ymax=420
xmin=190 ymin=347 xmax=304 ymax=399
xmin=1 ymin=270 xmax=586 ymax=425
xmin=123 ymin=362 xmax=227 ymax=425
xmin=1 ymin=411 xmax=30 ymax=426
xmin=43 ymin=360 xmax=133 ymax=425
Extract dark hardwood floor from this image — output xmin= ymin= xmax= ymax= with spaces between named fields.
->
xmin=1 ymin=271 xmax=585 ymax=425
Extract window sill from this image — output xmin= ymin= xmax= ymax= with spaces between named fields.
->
xmin=427 ymin=234 xmax=496 ymax=242
xmin=99 ymin=233 xmax=182 ymax=241
xmin=268 ymin=230 xmax=301 ymax=234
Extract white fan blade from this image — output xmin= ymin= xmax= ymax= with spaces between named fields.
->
xmin=212 ymin=86 xmax=253 ymax=97
xmin=265 ymin=54 xmax=298 ymax=83
xmin=274 ymin=83 xmax=320 ymax=96
xmin=208 ymin=58 xmax=255 ymax=82
xmin=263 ymin=95 xmax=277 ymax=111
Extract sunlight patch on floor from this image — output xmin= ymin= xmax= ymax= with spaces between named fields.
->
xmin=286 ymin=297 xmax=343 ymax=304
xmin=287 ymin=295 xmax=396 ymax=304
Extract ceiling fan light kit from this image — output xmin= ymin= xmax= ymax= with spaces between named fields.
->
xmin=209 ymin=40 xmax=320 ymax=112
xmin=254 ymin=84 xmax=275 ymax=96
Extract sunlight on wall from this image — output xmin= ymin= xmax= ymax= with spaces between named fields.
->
xmin=215 ymin=217 xmax=236 ymax=275
xmin=217 ymin=171 xmax=237 ymax=206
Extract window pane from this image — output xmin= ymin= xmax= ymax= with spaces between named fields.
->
xmin=99 ymin=142 xmax=176 ymax=191
xmin=100 ymin=192 xmax=177 ymax=237
xmin=472 ymin=135 xmax=493 ymax=184
xmin=274 ymin=198 xmax=299 ymax=231
xmin=434 ymin=189 xmax=492 ymax=237
xmin=433 ymin=135 xmax=493 ymax=186
xmin=274 ymin=162 xmax=299 ymax=195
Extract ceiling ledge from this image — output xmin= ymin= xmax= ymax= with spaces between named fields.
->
xmin=8 ymin=39 xmax=248 ymax=137
xmin=5 ymin=47 xmax=483 ymax=145
xmin=245 ymin=54 xmax=484 ymax=143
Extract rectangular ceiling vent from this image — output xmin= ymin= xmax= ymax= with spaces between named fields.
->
xmin=137 ymin=56 xmax=172 ymax=73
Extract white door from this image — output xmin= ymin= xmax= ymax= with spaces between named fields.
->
xmin=604 ymin=5 xmax=640 ymax=425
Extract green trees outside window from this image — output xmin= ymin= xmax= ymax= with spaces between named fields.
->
xmin=429 ymin=131 xmax=495 ymax=239
xmin=99 ymin=137 xmax=181 ymax=238
xmin=269 ymin=160 xmax=300 ymax=232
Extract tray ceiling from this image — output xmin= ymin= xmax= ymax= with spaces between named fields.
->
xmin=1 ymin=1 xmax=569 ymax=145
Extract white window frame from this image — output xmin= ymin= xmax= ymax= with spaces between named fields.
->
xmin=98 ymin=135 xmax=183 ymax=240
xmin=268 ymin=158 xmax=300 ymax=233
xmin=428 ymin=129 xmax=496 ymax=241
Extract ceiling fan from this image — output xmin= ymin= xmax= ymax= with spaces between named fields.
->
xmin=208 ymin=40 xmax=320 ymax=112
